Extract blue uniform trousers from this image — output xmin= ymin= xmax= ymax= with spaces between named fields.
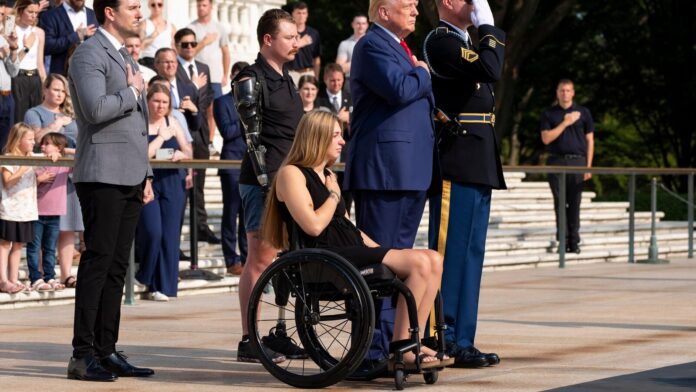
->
xmin=353 ymin=189 xmax=426 ymax=359
xmin=429 ymin=181 xmax=491 ymax=348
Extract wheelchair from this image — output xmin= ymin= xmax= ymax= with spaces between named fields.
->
xmin=246 ymin=223 xmax=448 ymax=389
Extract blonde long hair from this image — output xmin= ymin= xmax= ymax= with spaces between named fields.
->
xmin=43 ymin=74 xmax=75 ymax=118
xmin=3 ymin=123 xmax=34 ymax=155
xmin=261 ymin=110 xmax=340 ymax=249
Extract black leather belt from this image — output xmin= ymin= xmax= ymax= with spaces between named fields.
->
xmin=552 ymin=154 xmax=585 ymax=159
xmin=18 ymin=69 xmax=38 ymax=77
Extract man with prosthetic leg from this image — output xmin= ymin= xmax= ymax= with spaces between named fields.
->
xmin=231 ymin=8 xmax=306 ymax=364
xmin=423 ymin=0 xmax=505 ymax=368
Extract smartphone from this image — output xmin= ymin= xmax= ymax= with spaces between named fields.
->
xmin=4 ymin=15 xmax=15 ymax=36
xmin=155 ymin=148 xmax=174 ymax=160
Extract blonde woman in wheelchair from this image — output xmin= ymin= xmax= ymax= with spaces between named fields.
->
xmin=262 ymin=110 xmax=452 ymax=370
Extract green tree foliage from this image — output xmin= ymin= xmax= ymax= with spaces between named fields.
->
xmin=303 ymin=1 xmax=695 ymax=194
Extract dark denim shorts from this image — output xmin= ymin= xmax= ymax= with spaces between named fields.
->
xmin=239 ymin=184 xmax=265 ymax=232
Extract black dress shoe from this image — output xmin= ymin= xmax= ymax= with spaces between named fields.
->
xmin=100 ymin=352 xmax=154 ymax=377
xmin=198 ymin=230 xmax=221 ymax=244
xmin=447 ymin=344 xmax=489 ymax=368
xmin=67 ymin=354 xmax=117 ymax=381
xmin=484 ymin=352 xmax=500 ymax=365
xmin=179 ymin=250 xmax=191 ymax=261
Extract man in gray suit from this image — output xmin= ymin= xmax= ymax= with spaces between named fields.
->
xmin=67 ymin=0 xmax=155 ymax=382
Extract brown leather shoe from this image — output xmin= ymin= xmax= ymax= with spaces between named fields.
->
xmin=227 ymin=264 xmax=243 ymax=275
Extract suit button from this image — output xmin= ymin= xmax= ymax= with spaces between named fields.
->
xmin=142 ymin=131 xmax=146 ymax=136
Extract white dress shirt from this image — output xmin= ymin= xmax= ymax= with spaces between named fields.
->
xmin=64 ymin=2 xmax=88 ymax=32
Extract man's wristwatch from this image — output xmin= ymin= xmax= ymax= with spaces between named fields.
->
xmin=22 ymin=47 xmax=29 ymax=53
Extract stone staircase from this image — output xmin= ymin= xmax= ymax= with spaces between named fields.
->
xmin=2 ymin=170 xmax=692 ymax=309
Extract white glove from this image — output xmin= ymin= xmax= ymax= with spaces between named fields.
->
xmin=471 ymin=0 xmax=495 ymax=28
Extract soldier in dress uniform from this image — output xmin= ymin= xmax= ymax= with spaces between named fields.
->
xmin=423 ymin=0 xmax=505 ymax=368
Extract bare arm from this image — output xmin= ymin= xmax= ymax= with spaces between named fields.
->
xmin=360 ymin=231 xmax=380 ymax=248
xmin=336 ymin=57 xmax=350 ymax=75
xmin=139 ymin=20 xmax=160 ymax=50
xmin=313 ymin=56 xmax=321 ymax=80
xmin=541 ymin=111 xmax=580 ymax=145
xmin=172 ymin=119 xmax=193 ymax=160
xmin=221 ymin=45 xmax=230 ymax=86
xmin=276 ymin=165 xmax=340 ymax=237
xmin=1 ymin=166 xmax=31 ymax=189
xmin=584 ymin=132 xmax=595 ymax=181
xmin=37 ymin=28 xmax=46 ymax=81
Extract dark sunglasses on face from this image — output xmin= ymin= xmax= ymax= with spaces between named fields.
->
xmin=150 ymin=3 xmax=163 ymax=8
xmin=179 ymin=41 xmax=198 ymax=48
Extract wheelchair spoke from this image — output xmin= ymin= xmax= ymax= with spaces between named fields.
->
xmin=319 ymin=300 xmax=346 ymax=314
xmin=280 ymin=266 xmax=309 ymax=312
xmin=316 ymin=319 xmax=351 ymax=358
xmin=257 ymin=298 xmax=295 ymax=313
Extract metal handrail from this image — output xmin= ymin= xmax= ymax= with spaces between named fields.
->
xmin=2 ymin=156 xmax=693 ymax=288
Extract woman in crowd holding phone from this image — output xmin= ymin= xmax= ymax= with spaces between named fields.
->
xmin=24 ymin=73 xmax=81 ymax=289
xmin=135 ymin=83 xmax=191 ymax=302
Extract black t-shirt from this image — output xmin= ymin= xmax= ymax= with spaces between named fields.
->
xmin=540 ymin=103 xmax=594 ymax=156
xmin=287 ymin=25 xmax=321 ymax=70
xmin=237 ymin=54 xmax=304 ymax=185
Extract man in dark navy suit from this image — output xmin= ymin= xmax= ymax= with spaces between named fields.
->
xmin=40 ymin=0 xmax=98 ymax=75
xmin=316 ymin=62 xmax=353 ymax=213
xmin=212 ymin=61 xmax=248 ymax=275
xmin=344 ymin=0 xmax=434 ymax=370
xmin=424 ymin=0 xmax=505 ymax=368
xmin=173 ymin=27 xmax=220 ymax=245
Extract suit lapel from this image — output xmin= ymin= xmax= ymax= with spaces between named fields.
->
xmin=95 ymin=30 xmax=126 ymax=74
xmin=371 ymin=25 xmax=413 ymax=67
xmin=56 ymin=6 xmax=71 ymax=32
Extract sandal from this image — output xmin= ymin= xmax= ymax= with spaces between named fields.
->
xmin=62 ymin=275 xmax=77 ymax=288
xmin=388 ymin=353 xmax=442 ymax=371
xmin=31 ymin=279 xmax=53 ymax=292
xmin=47 ymin=279 xmax=65 ymax=291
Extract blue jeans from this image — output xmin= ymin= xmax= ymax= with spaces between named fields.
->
xmin=26 ymin=215 xmax=60 ymax=283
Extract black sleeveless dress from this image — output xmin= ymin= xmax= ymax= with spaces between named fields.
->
xmin=279 ymin=166 xmax=390 ymax=268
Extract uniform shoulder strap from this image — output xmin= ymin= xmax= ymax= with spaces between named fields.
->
xmin=422 ymin=26 xmax=470 ymax=80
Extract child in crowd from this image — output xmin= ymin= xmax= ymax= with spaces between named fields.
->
xmin=0 ymin=123 xmax=39 ymax=293
xmin=26 ymin=133 xmax=70 ymax=291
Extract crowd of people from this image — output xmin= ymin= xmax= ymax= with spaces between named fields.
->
xmin=0 ymin=0 xmax=597 ymax=384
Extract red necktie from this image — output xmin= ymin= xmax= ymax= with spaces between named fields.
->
xmin=400 ymin=39 xmax=415 ymax=65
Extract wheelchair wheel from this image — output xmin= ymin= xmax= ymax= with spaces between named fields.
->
xmin=248 ymin=249 xmax=375 ymax=388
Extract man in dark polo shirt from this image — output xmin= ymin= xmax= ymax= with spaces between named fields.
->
xmin=286 ymin=1 xmax=320 ymax=86
xmin=540 ymin=78 xmax=595 ymax=254
xmin=233 ymin=8 xmax=305 ymax=364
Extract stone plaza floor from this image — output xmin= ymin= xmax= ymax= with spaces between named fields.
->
xmin=1 ymin=259 xmax=695 ymax=391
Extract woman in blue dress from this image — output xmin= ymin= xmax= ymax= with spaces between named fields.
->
xmin=136 ymin=83 xmax=192 ymax=301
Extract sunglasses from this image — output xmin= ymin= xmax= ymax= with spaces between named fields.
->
xmin=150 ymin=3 xmax=163 ymax=8
xmin=179 ymin=41 xmax=198 ymax=48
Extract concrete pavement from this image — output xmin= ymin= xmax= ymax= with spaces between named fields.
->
xmin=1 ymin=259 xmax=695 ymax=391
